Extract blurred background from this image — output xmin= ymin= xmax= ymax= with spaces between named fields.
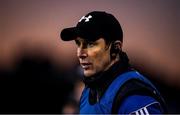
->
xmin=0 ymin=0 xmax=179 ymax=113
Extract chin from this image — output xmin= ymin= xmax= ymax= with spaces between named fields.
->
xmin=84 ymin=70 xmax=95 ymax=77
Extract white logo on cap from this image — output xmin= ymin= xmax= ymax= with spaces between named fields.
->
xmin=79 ymin=15 xmax=92 ymax=22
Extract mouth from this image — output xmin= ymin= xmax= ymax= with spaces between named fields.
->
xmin=80 ymin=62 xmax=92 ymax=70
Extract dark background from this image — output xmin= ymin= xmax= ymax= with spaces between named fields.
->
xmin=0 ymin=0 xmax=179 ymax=113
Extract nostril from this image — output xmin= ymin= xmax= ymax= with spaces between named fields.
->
xmin=79 ymin=53 xmax=87 ymax=59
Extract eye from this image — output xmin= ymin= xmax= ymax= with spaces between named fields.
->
xmin=87 ymin=42 xmax=95 ymax=47
xmin=75 ymin=40 xmax=80 ymax=47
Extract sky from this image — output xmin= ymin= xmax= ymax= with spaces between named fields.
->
xmin=0 ymin=0 xmax=180 ymax=87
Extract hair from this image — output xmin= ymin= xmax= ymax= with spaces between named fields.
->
xmin=103 ymin=37 xmax=120 ymax=52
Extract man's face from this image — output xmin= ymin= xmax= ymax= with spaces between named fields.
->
xmin=75 ymin=37 xmax=112 ymax=77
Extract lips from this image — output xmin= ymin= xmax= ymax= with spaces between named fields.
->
xmin=80 ymin=62 xmax=92 ymax=69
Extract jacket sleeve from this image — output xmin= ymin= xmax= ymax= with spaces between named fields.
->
xmin=118 ymin=94 xmax=163 ymax=114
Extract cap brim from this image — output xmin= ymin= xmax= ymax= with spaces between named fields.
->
xmin=60 ymin=27 xmax=100 ymax=41
xmin=60 ymin=27 xmax=78 ymax=41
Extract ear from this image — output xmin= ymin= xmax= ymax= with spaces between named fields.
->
xmin=113 ymin=40 xmax=122 ymax=51
xmin=110 ymin=40 xmax=122 ymax=59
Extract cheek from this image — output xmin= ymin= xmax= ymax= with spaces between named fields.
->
xmin=90 ymin=49 xmax=110 ymax=70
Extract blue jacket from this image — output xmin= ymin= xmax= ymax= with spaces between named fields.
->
xmin=80 ymin=71 xmax=165 ymax=114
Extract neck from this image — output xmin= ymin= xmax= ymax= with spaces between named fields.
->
xmin=104 ymin=54 xmax=120 ymax=71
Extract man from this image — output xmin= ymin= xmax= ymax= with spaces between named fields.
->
xmin=60 ymin=11 xmax=167 ymax=114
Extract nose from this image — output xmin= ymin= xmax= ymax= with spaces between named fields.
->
xmin=77 ymin=47 xmax=88 ymax=59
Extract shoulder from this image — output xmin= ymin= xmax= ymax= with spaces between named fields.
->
xmin=118 ymin=95 xmax=163 ymax=114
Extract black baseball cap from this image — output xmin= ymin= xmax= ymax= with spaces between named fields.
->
xmin=60 ymin=11 xmax=123 ymax=42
